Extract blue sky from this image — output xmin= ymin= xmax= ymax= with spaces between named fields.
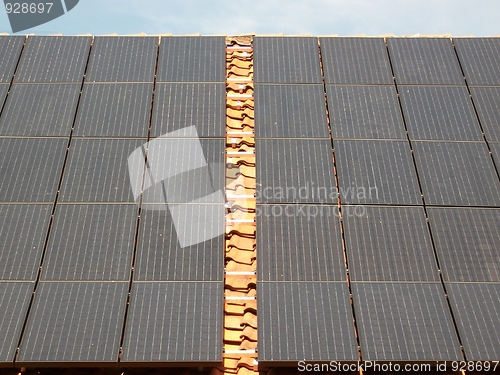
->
xmin=1 ymin=0 xmax=499 ymax=36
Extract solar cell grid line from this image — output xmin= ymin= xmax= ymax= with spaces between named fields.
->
xmin=121 ymin=281 xmax=223 ymax=364
xmin=258 ymin=282 xmax=358 ymax=363
xmin=326 ymin=85 xmax=406 ymax=140
xmin=254 ymin=37 xmax=322 ymax=84
xmin=319 ymin=37 xmax=394 ymax=85
xmin=0 ymin=204 xmax=52 ymax=281
xmin=156 ymin=36 xmax=226 ymax=82
xmin=0 ymin=36 xmax=25 ymax=83
xmin=352 ymin=282 xmax=463 ymax=361
xmin=86 ymin=36 xmax=158 ymax=82
xmin=491 ymin=143 xmax=500 ymax=176
xmin=454 ymin=38 xmax=500 ymax=86
xmin=470 ymin=87 xmax=500 ymax=142
xmin=427 ymin=207 xmax=500 ymax=282
xmin=0 ymin=282 xmax=33 ymax=364
xmin=16 ymin=281 xmax=128 ymax=365
xmin=399 ymin=85 xmax=483 ymax=141
xmin=14 ymin=36 xmax=91 ymax=83
xmin=446 ymin=283 xmax=500 ymax=360
xmin=150 ymin=83 xmax=226 ymax=138
xmin=387 ymin=38 xmax=464 ymax=85
xmin=412 ymin=141 xmax=500 ymax=207
xmin=256 ymin=205 xmax=345 ymax=281
xmin=254 ymin=84 xmax=330 ymax=139
xmin=343 ymin=206 xmax=439 ymax=282
xmin=0 ymin=84 xmax=8 ymax=112
xmin=0 ymin=83 xmax=81 ymax=136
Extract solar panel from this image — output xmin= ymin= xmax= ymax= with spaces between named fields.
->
xmin=151 ymin=83 xmax=225 ymax=138
xmin=135 ymin=204 xmax=224 ymax=281
xmin=59 ymin=139 xmax=144 ymax=202
xmin=0 ymin=84 xmax=8 ymax=110
xmin=427 ymin=207 xmax=500 ymax=282
xmin=334 ymin=140 xmax=421 ymax=205
xmin=17 ymin=281 xmax=128 ymax=364
xmin=492 ymin=143 xmax=500 ymax=173
xmin=387 ymin=38 xmax=464 ymax=85
xmin=327 ymin=85 xmax=406 ymax=139
xmin=121 ymin=282 xmax=223 ymax=363
xmin=454 ymin=38 xmax=500 ymax=86
xmin=0 ymin=138 xmax=67 ymax=202
xmin=344 ymin=206 xmax=439 ymax=281
xmin=258 ymin=282 xmax=358 ymax=362
xmin=254 ymin=84 xmax=329 ymax=138
xmin=0 ymin=36 xmax=24 ymax=83
xmin=0 ymin=282 xmax=33 ymax=363
xmin=413 ymin=141 xmax=500 ymax=206
xmin=0 ymin=83 xmax=80 ymax=136
xmin=320 ymin=37 xmax=393 ymax=84
xmin=41 ymin=204 xmax=137 ymax=281
xmin=256 ymin=140 xmax=336 ymax=204
xmin=15 ymin=36 xmax=91 ymax=83
xmin=447 ymin=283 xmax=500 ymax=360
xmin=86 ymin=37 xmax=158 ymax=82
xmin=399 ymin=85 xmax=482 ymax=141
xmin=352 ymin=282 xmax=462 ymax=361
xmin=470 ymin=87 xmax=500 ymax=142
xmin=0 ymin=204 xmax=51 ymax=280
xmin=254 ymin=37 xmax=322 ymax=84
xmin=257 ymin=205 xmax=345 ymax=281
xmin=157 ymin=36 xmax=225 ymax=82
xmin=74 ymin=83 xmax=152 ymax=137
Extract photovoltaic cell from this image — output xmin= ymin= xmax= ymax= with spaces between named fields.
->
xmin=258 ymin=282 xmax=358 ymax=362
xmin=17 ymin=282 xmax=128 ymax=364
xmin=334 ymin=140 xmax=421 ymax=205
xmin=15 ymin=36 xmax=91 ymax=83
xmin=256 ymin=140 xmax=335 ymax=204
xmin=427 ymin=207 xmax=500 ymax=282
xmin=254 ymin=84 xmax=329 ymax=138
xmin=0 ymin=138 xmax=67 ymax=202
xmin=74 ymin=83 xmax=152 ymax=137
xmin=0 ymin=36 xmax=24 ymax=83
xmin=86 ymin=37 xmax=158 ymax=82
xmin=0 ymin=84 xmax=8 ymax=109
xmin=327 ymin=85 xmax=406 ymax=139
xmin=257 ymin=205 xmax=345 ymax=281
xmin=59 ymin=139 xmax=144 ymax=202
xmin=352 ymin=282 xmax=462 ymax=361
xmin=254 ymin=37 xmax=322 ymax=84
xmin=0 ymin=205 xmax=51 ymax=280
xmin=413 ymin=141 xmax=500 ymax=206
xmin=157 ymin=36 xmax=225 ymax=82
xmin=447 ymin=283 xmax=500 ymax=360
xmin=320 ymin=37 xmax=393 ymax=84
xmin=471 ymin=87 xmax=500 ymax=142
xmin=454 ymin=38 xmax=500 ymax=86
xmin=151 ymin=83 xmax=225 ymax=138
xmin=122 ymin=282 xmax=223 ymax=363
xmin=41 ymin=204 xmax=137 ymax=281
xmin=344 ymin=206 xmax=439 ymax=282
xmin=491 ymin=143 xmax=500 ymax=173
xmin=400 ymin=85 xmax=483 ymax=141
xmin=0 ymin=83 xmax=80 ymax=136
xmin=0 ymin=282 xmax=33 ymax=363
xmin=387 ymin=38 xmax=464 ymax=85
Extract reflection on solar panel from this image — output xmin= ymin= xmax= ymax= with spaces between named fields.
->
xmin=17 ymin=282 xmax=128 ymax=364
xmin=15 ymin=37 xmax=91 ymax=83
xmin=413 ymin=141 xmax=500 ymax=206
xmin=344 ymin=206 xmax=439 ymax=281
xmin=259 ymin=282 xmax=357 ymax=363
xmin=454 ymin=38 xmax=500 ymax=86
xmin=327 ymin=85 xmax=405 ymax=139
xmin=399 ymin=85 xmax=482 ymax=141
xmin=447 ymin=283 xmax=500 ymax=360
xmin=0 ymin=83 xmax=80 ymax=136
xmin=0 ymin=36 xmax=24 ymax=83
xmin=352 ymin=282 xmax=462 ymax=361
xmin=122 ymin=282 xmax=223 ymax=363
xmin=471 ymin=87 xmax=500 ymax=142
xmin=320 ymin=37 xmax=393 ymax=84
